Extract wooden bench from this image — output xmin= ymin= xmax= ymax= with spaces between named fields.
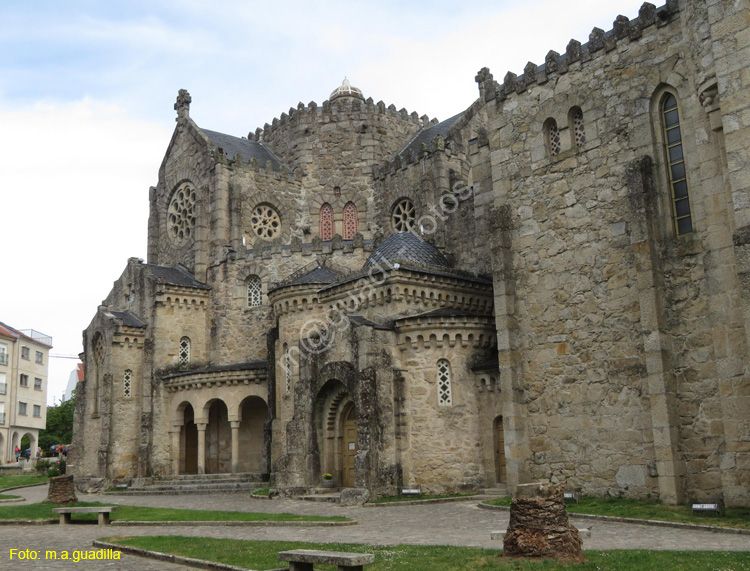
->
xmin=52 ymin=506 xmax=118 ymax=526
xmin=278 ymin=549 xmax=374 ymax=571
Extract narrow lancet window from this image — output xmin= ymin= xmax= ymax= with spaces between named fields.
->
xmin=320 ymin=203 xmax=334 ymax=241
xmin=662 ymin=94 xmax=692 ymax=235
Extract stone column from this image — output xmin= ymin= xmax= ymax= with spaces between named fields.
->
xmin=196 ymin=422 xmax=207 ymax=475
xmin=169 ymin=425 xmax=182 ymax=475
xmin=230 ymin=420 xmax=240 ymax=474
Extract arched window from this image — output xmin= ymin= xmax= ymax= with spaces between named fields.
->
xmin=320 ymin=203 xmax=334 ymax=241
xmin=545 ymin=118 xmax=561 ymax=156
xmin=178 ymin=337 xmax=190 ymax=367
xmin=247 ymin=275 xmax=262 ymax=307
xmin=661 ymin=94 xmax=692 ymax=235
xmin=437 ymin=359 xmax=452 ymax=406
xmin=570 ymin=107 xmax=585 ymax=148
xmin=284 ymin=344 xmax=291 ymax=394
xmin=123 ymin=369 xmax=132 ymax=398
xmin=342 ymin=202 xmax=358 ymax=240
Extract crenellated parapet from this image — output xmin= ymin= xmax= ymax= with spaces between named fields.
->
xmin=475 ymin=2 xmax=679 ymax=104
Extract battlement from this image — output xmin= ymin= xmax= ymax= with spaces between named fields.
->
xmin=475 ymin=1 xmax=678 ymax=104
xmin=248 ymin=95 xmax=437 ymax=143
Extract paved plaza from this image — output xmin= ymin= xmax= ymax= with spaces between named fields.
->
xmin=1 ymin=485 xmax=748 ymax=570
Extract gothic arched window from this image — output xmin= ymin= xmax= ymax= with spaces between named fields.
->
xmin=437 ymin=359 xmax=452 ymax=406
xmin=320 ymin=203 xmax=334 ymax=241
xmin=570 ymin=107 xmax=585 ymax=148
xmin=247 ymin=275 xmax=262 ymax=307
xmin=342 ymin=202 xmax=358 ymax=240
xmin=661 ymin=93 xmax=692 ymax=235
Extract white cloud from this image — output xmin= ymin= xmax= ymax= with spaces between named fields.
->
xmin=0 ymin=98 xmax=171 ymax=404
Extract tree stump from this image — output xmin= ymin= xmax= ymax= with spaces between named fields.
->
xmin=47 ymin=474 xmax=78 ymax=505
xmin=503 ymin=482 xmax=583 ymax=562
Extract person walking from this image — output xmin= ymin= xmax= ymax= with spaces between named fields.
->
xmin=14 ymin=446 xmax=20 ymax=462
xmin=36 ymin=447 xmax=42 ymax=460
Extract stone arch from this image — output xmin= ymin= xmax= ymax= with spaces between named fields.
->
xmin=18 ymin=431 xmax=37 ymax=462
xmin=237 ymin=395 xmax=267 ymax=472
xmin=314 ymin=379 xmax=355 ymax=487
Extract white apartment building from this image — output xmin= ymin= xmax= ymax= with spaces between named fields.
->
xmin=0 ymin=321 xmax=52 ymax=462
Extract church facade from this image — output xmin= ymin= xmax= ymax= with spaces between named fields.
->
xmin=71 ymin=0 xmax=750 ymax=506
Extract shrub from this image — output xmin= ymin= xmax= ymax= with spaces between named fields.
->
xmin=47 ymin=468 xmax=60 ymax=478
xmin=34 ymin=459 xmax=51 ymax=474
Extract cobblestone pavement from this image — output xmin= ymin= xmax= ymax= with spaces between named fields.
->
xmin=1 ymin=485 xmax=748 ymax=569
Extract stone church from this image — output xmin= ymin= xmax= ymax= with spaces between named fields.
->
xmin=72 ymin=0 xmax=750 ymax=506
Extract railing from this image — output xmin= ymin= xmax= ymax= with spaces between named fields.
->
xmin=0 ymin=413 xmax=5 ymax=425
xmin=0 ymin=353 xmax=7 ymax=365
xmin=0 ymin=382 xmax=6 ymax=395
xmin=18 ymin=329 xmax=53 ymax=347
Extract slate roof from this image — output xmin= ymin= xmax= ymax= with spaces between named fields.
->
xmin=397 ymin=112 xmax=463 ymax=158
xmin=202 ymin=129 xmax=281 ymax=170
xmin=144 ymin=264 xmax=211 ymax=290
xmin=270 ymin=265 xmax=343 ymax=292
xmin=364 ymin=232 xmax=449 ymax=269
xmin=108 ymin=311 xmax=147 ymax=328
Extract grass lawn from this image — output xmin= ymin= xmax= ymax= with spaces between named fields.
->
xmin=368 ymin=492 xmax=476 ymax=504
xmin=0 ymin=501 xmax=350 ymax=523
xmin=252 ymin=487 xmax=270 ymax=496
xmin=0 ymin=473 xmax=49 ymax=491
xmin=0 ymin=494 xmax=20 ymax=500
xmin=105 ymin=536 xmax=750 ymax=570
xmin=483 ymin=497 xmax=750 ymax=530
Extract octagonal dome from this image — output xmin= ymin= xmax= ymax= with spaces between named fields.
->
xmin=363 ymin=232 xmax=449 ymax=270
xmin=330 ymin=77 xmax=365 ymax=102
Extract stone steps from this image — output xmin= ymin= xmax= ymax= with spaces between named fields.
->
xmin=482 ymin=485 xmax=510 ymax=497
xmin=105 ymin=473 xmax=268 ymax=495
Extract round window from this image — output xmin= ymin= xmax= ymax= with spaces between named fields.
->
xmin=250 ymin=204 xmax=282 ymax=240
xmin=167 ymin=184 xmax=197 ymax=246
xmin=392 ymin=198 xmax=415 ymax=232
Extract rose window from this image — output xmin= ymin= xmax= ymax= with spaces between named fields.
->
xmin=167 ymin=184 xmax=197 ymax=246
xmin=392 ymin=198 xmax=415 ymax=232
xmin=250 ymin=204 xmax=281 ymax=240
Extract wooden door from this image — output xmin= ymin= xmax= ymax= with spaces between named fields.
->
xmin=494 ymin=416 xmax=506 ymax=483
xmin=342 ymin=406 xmax=358 ymax=488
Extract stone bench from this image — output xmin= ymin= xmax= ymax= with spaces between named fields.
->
xmin=491 ymin=527 xmax=591 ymax=540
xmin=278 ymin=549 xmax=374 ymax=571
xmin=52 ymin=506 xmax=118 ymax=526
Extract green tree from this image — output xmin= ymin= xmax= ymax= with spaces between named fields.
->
xmin=38 ymin=393 xmax=75 ymax=454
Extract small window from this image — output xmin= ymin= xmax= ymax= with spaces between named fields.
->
xmin=21 ymin=347 xmax=30 ymax=360
xmin=437 ymin=359 xmax=453 ymax=406
xmin=20 ymin=374 xmax=28 ymax=387
xmin=546 ymin=118 xmax=561 ymax=156
xmin=571 ymin=107 xmax=585 ymax=147
xmin=0 ymin=344 xmax=7 ymax=365
xmin=320 ymin=203 xmax=334 ymax=241
xmin=33 ymin=405 xmax=41 ymax=418
xmin=247 ymin=275 xmax=262 ymax=307
xmin=342 ymin=202 xmax=358 ymax=240
xmin=661 ymin=94 xmax=692 ymax=235
xmin=34 ymin=378 xmax=42 ymax=390
xmin=124 ymin=369 xmax=132 ymax=397
xmin=284 ymin=344 xmax=292 ymax=394
xmin=35 ymin=351 xmax=43 ymax=364
xmin=392 ymin=198 xmax=416 ymax=232
xmin=178 ymin=337 xmax=191 ymax=367
xmin=18 ymin=402 xmax=27 ymax=415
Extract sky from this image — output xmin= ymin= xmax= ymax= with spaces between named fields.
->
xmin=0 ymin=0 xmax=648 ymax=405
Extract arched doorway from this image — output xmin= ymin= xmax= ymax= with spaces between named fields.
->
xmin=238 ymin=396 xmax=267 ymax=472
xmin=206 ymin=400 xmax=231 ymax=474
xmin=493 ymin=415 xmax=506 ymax=484
xmin=341 ymin=403 xmax=358 ymax=488
xmin=179 ymin=403 xmax=198 ymax=474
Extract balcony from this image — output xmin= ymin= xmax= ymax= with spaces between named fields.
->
xmin=0 ymin=382 xmax=6 ymax=395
